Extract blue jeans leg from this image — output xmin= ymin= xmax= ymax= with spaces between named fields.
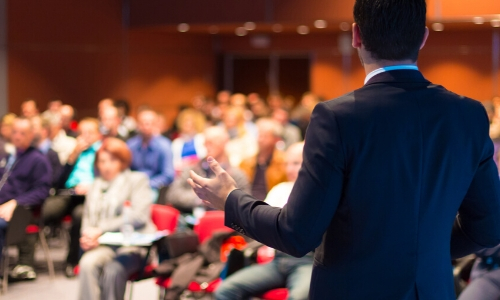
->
xmin=458 ymin=268 xmax=500 ymax=300
xmin=286 ymin=262 xmax=313 ymax=300
xmin=0 ymin=218 xmax=8 ymax=257
xmin=215 ymin=261 xmax=286 ymax=300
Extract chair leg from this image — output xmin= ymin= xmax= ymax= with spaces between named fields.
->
xmin=2 ymin=248 xmax=9 ymax=294
xmin=38 ymin=231 xmax=55 ymax=279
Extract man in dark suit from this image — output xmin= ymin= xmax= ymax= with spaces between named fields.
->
xmin=188 ymin=0 xmax=500 ymax=299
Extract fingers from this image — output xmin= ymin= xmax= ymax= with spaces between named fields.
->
xmin=207 ymin=157 xmax=225 ymax=176
xmin=187 ymin=178 xmax=206 ymax=200
xmin=189 ymin=170 xmax=208 ymax=187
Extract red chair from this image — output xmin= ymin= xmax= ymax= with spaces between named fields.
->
xmin=156 ymin=211 xmax=233 ymax=298
xmin=255 ymin=246 xmax=288 ymax=300
xmin=193 ymin=211 xmax=232 ymax=244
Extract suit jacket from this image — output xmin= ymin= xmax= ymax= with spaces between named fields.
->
xmin=225 ymin=70 xmax=500 ymax=300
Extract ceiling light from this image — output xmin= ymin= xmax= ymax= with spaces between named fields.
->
xmin=272 ymin=24 xmax=283 ymax=33
xmin=314 ymin=20 xmax=327 ymax=29
xmin=235 ymin=27 xmax=248 ymax=36
xmin=177 ymin=23 xmax=190 ymax=33
xmin=297 ymin=25 xmax=310 ymax=35
xmin=244 ymin=22 xmax=256 ymax=31
xmin=432 ymin=22 xmax=444 ymax=31
xmin=208 ymin=26 xmax=219 ymax=34
xmin=492 ymin=20 xmax=500 ymax=28
xmin=339 ymin=22 xmax=350 ymax=32
xmin=472 ymin=17 xmax=484 ymax=25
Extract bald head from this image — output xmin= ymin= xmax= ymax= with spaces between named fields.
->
xmin=11 ymin=117 xmax=34 ymax=151
xmin=204 ymin=126 xmax=230 ymax=161
xmin=285 ymin=142 xmax=304 ymax=182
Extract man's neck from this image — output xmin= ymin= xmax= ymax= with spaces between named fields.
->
xmin=363 ymin=59 xmax=417 ymax=76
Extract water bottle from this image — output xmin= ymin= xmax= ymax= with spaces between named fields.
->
xmin=121 ymin=201 xmax=134 ymax=246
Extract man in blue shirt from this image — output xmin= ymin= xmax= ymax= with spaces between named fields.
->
xmin=127 ymin=109 xmax=174 ymax=201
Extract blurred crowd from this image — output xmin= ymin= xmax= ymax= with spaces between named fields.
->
xmin=0 ymin=91 xmax=320 ymax=299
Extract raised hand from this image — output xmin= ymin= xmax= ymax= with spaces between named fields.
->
xmin=187 ymin=157 xmax=237 ymax=211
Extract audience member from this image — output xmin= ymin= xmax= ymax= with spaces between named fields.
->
xmin=211 ymin=90 xmax=231 ymax=123
xmin=127 ymin=109 xmax=174 ymax=200
xmin=0 ymin=117 xmax=52 ymax=280
xmin=21 ymin=99 xmax=39 ymax=118
xmin=100 ymin=105 xmax=128 ymax=140
xmin=43 ymin=118 xmax=102 ymax=277
xmin=114 ymin=99 xmax=137 ymax=136
xmin=171 ymin=108 xmax=207 ymax=173
xmin=290 ymin=92 xmax=319 ymax=136
xmin=223 ymin=106 xmax=258 ymax=167
xmin=48 ymin=113 xmax=77 ymax=165
xmin=32 ymin=116 xmax=63 ymax=188
xmin=1 ymin=113 xmax=17 ymax=155
xmin=166 ymin=126 xmax=250 ymax=213
xmin=457 ymin=244 xmax=500 ymax=300
xmin=248 ymin=95 xmax=271 ymax=121
xmin=41 ymin=99 xmax=62 ymax=120
xmin=272 ymin=108 xmax=302 ymax=149
xmin=60 ymin=104 xmax=78 ymax=138
xmin=239 ymin=118 xmax=287 ymax=200
xmin=78 ymin=138 xmax=155 ymax=300
xmin=215 ymin=142 xmax=312 ymax=300
xmin=267 ymin=94 xmax=284 ymax=112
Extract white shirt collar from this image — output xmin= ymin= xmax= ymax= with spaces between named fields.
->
xmin=364 ymin=65 xmax=419 ymax=85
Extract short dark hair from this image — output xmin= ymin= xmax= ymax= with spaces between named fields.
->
xmin=354 ymin=0 xmax=427 ymax=62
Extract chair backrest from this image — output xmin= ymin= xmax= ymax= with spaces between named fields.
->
xmin=151 ymin=204 xmax=180 ymax=232
xmin=193 ymin=211 xmax=232 ymax=244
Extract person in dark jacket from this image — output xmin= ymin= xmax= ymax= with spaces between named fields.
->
xmin=0 ymin=117 xmax=52 ymax=280
xmin=188 ymin=1 xmax=500 ymax=299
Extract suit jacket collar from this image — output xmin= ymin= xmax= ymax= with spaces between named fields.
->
xmin=364 ymin=69 xmax=430 ymax=86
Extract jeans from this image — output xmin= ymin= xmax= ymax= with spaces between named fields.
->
xmin=215 ymin=252 xmax=313 ymax=300
xmin=78 ymin=246 xmax=143 ymax=300
xmin=0 ymin=218 xmax=8 ymax=257
xmin=458 ymin=260 xmax=500 ymax=300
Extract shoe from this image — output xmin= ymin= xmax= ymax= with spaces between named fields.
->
xmin=64 ymin=264 xmax=76 ymax=278
xmin=10 ymin=265 xmax=36 ymax=280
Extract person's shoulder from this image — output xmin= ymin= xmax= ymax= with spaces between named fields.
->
xmin=126 ymin=135 xmax=141 ymax=146
xmin=152 ymin=135 xmax=172 ymax=148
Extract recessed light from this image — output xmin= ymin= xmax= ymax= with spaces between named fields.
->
xmin=472 ymin=17 xmax=484 ymax=25
xmin=272 ymin=24 xmax=283 ymax=33
xmin=177 ymin=23 xmax=190 ymax=33
xmin=339 ymin=22 xmax=350 ymax=32
xmin=235 ymin=27 xmax=248 ymax=36
xmin=297 ymin=25 xmax=310 ymax=35
xmin=492 ymin=20 xmax=500 ymax=28
xmin=244 ymin=22 xmax=256 ymax=31
xmin=208 ymin=26 xmax=219 ymax=34
xmin=314 ymin=20 xmax=327 ymax=29
xmin=432 ymin=22 xmax=444 ymax=31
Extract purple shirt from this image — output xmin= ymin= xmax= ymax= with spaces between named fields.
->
xmin=0 ymin=147 xmax=52 ymax=206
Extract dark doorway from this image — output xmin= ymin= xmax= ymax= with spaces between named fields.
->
xmin=221 ymin=54 xmax=310 ymax=102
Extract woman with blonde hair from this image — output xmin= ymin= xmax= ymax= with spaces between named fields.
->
xmin=171 ymin=108 xmax=207 ymax=173
xmin=222 ymin=106 xmax=258 ymax=167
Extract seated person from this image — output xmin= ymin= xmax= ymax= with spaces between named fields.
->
xmin=215 ymin=142 xmax=313 ymax=300
xmin=166 ymin=126 xmax=250 ymax=213
xmin=239 ymin=118 xmax=288 ymax=200
xmin=127 ymin=109 xmax=175 ymax=200
xmin=222 ymin=106 xmax=258 ymax=167
xmin=78 ymin=138 xmax=156 ymax=300
xmin=171 ymin=108 xmax=207 ymax=174
xmin=48 ymin=112 xmax=77 ymax=165
xmin=42 ymin=117 xmax=102 ymax=276
xmin=0 ymin=117 xmax=52 ymax=280
xmin=32 ymin=115 xmax=63 ymax=188
xmin=457 ymin=242 xmax=500 ymax=299
xmin=0 ymin=113 xmax=17 ymax=155
xmin=100 ymin=105 xmax=129 ymax=141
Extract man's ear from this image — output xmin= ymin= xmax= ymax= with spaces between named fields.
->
xmin=420 ymin=27 xmax=430 ymax=50
xmin=352 ymin=23 xmax=362 ymax=49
